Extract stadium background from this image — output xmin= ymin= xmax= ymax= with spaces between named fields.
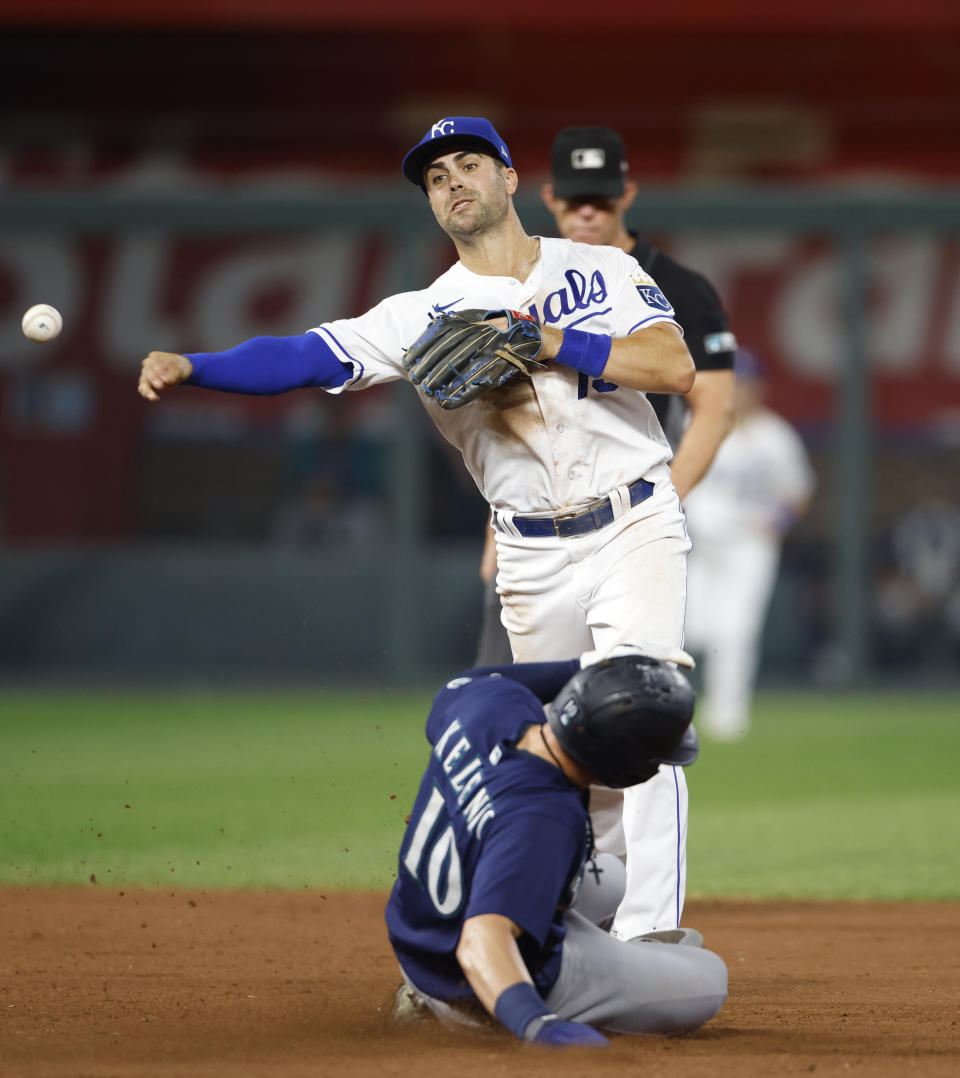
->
xmin=2 ymin=5 xmax=959 ymax=1075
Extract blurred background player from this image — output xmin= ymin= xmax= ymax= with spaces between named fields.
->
xmin=683 ymin=349 xmax=816 ymax=740
xmin=387 ymin=652 xmax=727 ymax=1046
xmin=476 ymin=125 xmax=736 ymax=665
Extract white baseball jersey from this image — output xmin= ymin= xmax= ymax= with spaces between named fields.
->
xmin=311 ymin=237 xmax=681 ymax=513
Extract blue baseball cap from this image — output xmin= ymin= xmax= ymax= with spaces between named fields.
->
xmin=402 ymin=116 xmax=513 ymax=190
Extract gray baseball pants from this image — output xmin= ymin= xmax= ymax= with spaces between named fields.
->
xmin=545 ymin=909 xmax=728 ymax=1035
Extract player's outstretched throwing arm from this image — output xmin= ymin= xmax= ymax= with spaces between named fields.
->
xmin=137 ymin=333 xmax=353 ymax=402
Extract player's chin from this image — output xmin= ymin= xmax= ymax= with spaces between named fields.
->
xmin=444 ymin=214 xmax=483 ymax=239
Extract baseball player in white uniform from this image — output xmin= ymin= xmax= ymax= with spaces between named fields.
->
xmin=683 ymin=349 xmax=816 ymax=740
xmin=138 ymin=116 xmax=696 ymax=940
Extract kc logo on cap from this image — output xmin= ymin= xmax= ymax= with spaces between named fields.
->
xmin=430 ymin=119 xmax=456 ymax=138
xmin=402 ymin=116 xmax=513 ymax=190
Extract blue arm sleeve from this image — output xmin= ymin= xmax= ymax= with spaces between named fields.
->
xmin=184 ymin=332 xmax=352 ymax=395
xmin=459 ymin=660 xmax=581 ymax=703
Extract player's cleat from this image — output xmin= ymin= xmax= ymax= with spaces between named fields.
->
xmin=391 ymin=981 xmax=489 ymax=1028
xmin=391 ymin=982 xmax=431 ymax=1022
xmin=630 ymin=927 xmax=705 ymax=948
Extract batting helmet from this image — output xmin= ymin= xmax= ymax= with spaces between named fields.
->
xmin=547 ymin=655 xmax=697 ymax=788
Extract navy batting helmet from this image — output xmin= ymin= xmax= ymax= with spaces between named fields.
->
xmin=547 ymin=655 xmax=697 ymax=788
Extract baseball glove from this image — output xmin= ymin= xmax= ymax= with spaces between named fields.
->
xmin=402 ymin=308 xmax=545 ymax=410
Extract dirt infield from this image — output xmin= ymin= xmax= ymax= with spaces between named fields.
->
xmin=1 ymin=887 xmax=957 ymax=1077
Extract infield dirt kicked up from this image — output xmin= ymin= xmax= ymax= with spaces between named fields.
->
xmin=2 ymin=888 xmax=957 ymax=1077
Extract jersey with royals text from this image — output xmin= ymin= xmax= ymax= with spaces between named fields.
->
xmin=312 ymin=237 xmax=682 ymax=515
xmin=385 ymin=660 xmax=588 ymax=1001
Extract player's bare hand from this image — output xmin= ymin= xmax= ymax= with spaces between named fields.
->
xmin=138 ymin=351 xmax=194 ymax=402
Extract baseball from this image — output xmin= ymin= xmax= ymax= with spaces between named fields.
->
xmin=21 ymin=303 xmax=63 ymax=343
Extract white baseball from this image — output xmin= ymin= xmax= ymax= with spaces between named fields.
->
xmin=21 ymin=304 xmax=63 ymax=343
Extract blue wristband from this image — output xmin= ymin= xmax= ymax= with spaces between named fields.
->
xmin=553 ymin=329 xmax=612 ymax=378
xmin=493 ymin=982 xmax=552 ymax=1041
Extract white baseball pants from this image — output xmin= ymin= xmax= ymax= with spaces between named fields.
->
xmin=493 ymin=468 xmax=692 ymax=938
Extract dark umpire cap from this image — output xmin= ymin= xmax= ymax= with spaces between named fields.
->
xmin=402 ymin=116 xmax=513 ymax=191
xmin=551 ymin=126 xmax=628 ymax=198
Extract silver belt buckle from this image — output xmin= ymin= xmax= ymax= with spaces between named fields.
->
xmin=553 ymin=510 xmax=579 ymax=537
xmin=554 ymin=492 xmax=607 ymax=536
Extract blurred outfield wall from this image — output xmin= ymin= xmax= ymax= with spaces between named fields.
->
xmin=1 ymin=183 xmax=960 ymax=685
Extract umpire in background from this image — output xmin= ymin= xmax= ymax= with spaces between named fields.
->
xmin=476 ymin=126 xmax=737 ymax=666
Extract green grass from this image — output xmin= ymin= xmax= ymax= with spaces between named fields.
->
xmin=1 ymin=687 xmax=958 ymax=899
xmin=0 ymin=688 xmax=432 ymax=890
xmin=686 ymin=691 xmax=960 ymax=900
